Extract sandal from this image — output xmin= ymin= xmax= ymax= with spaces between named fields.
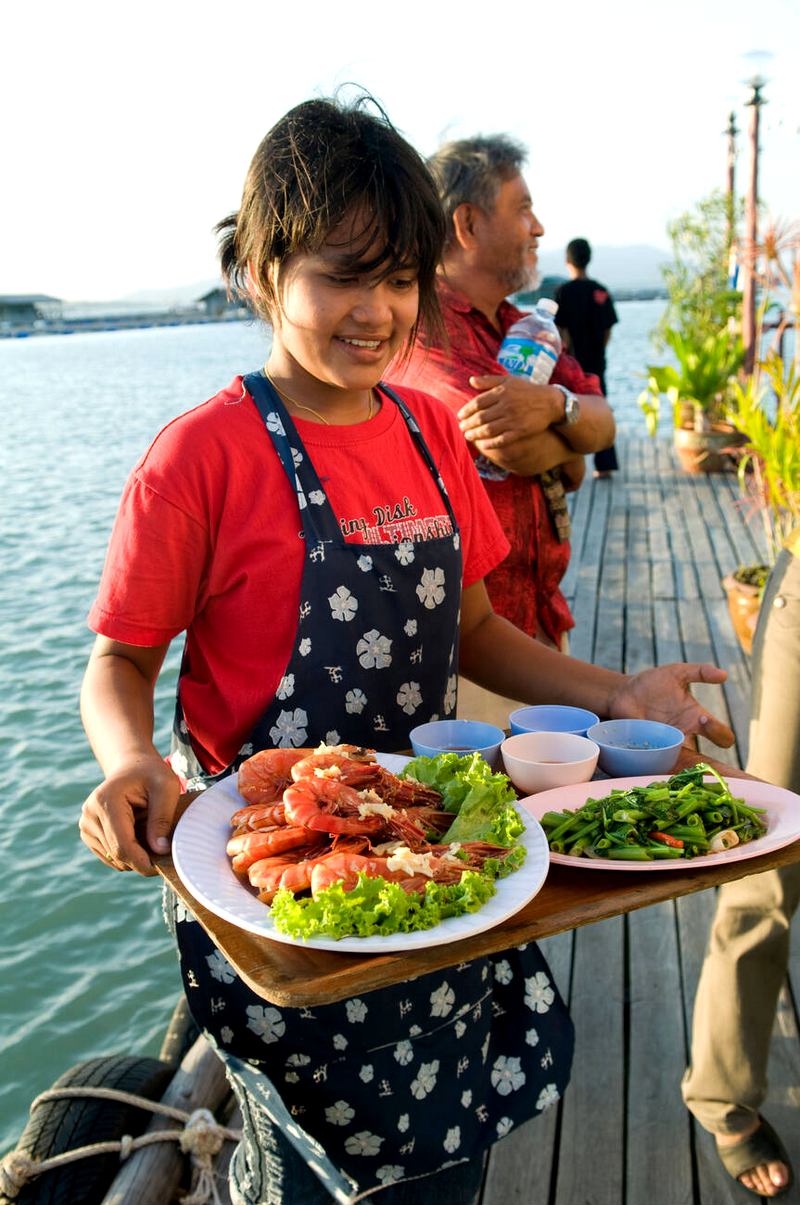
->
xmin=715 ymin=1116 xmax=794 ymax=1197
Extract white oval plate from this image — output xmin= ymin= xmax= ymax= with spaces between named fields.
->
xmin=521 ymin=775 xmax=800 ymax=871
xmin=172 ymin=754 xmax=550 ymax=953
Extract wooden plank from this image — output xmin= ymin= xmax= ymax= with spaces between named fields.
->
xmin=658 ymin=452 xmax=700 ymax=602
xmin=554 ymin=918 xmax=624 ymax=1205
xmin=675 ymin=889 xmax=718 ymax=1033
xmin=701 ymin=596 xmax=753 ymax=761
xmin=710 ymin=470 xmax=769 ymax=570
xmin=569 ymin=482 xmax=612 ymax=663
xmin=674 ymin=473 xmax=727 ymax=599
xmin=691 ymin=472 xmax=746 ymax=580
xmin=653 ymin=597 xmax=686 ymax=665
xmin=676 ymin=596 xmax=739 ymax=767
xmin=627 ymin=902 xmax=694 ymax=1205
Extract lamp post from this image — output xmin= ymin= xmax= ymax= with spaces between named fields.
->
xmin=724 ymin=110 xmax=738 ymax=255
xmin=741 ymin=71 xmax=768 ymax=374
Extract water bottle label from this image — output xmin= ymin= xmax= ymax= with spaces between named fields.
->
xmin=497 ymin=338 xmax=558 ymax=382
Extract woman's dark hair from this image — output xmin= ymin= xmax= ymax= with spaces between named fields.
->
xmin=217 ymin=95 xmax=445 ymax=348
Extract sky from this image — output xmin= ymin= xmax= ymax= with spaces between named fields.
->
xmin=3 ymin=0 xmax=798 ymax=301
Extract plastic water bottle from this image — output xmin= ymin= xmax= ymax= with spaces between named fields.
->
xmin=497 ymin=298 xmax=562 ymax=384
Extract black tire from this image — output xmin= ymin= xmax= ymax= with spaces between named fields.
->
xmin=3 ymin=1054 xmax=173 ymax=1205
xmin=158 ymin=996 xmax=200 ymax=1069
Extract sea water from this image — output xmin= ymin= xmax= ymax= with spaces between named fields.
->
xmin=0 ymin=301 xmax=663 ymax=1151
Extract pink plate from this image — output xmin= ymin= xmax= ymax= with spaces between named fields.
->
xmin=520 ymin=775 xmax=800 ymax=871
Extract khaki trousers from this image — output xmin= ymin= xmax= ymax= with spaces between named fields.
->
xmin=682 ymin=549 xmax=800 ymax=1134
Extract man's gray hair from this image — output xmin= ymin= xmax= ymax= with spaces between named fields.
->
xmin=427 ymin=135 xmax=527 ymax=246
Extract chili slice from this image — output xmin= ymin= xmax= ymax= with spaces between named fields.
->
xmin=649 ymin=831 xmax=684 ymax=848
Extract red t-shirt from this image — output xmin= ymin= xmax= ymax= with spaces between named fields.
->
xmin=393 ymin=280 xmax=602 ymax=645
xmin=89 ymin=379 xmax=509 ymax=771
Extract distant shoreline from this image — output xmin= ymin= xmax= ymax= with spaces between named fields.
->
xmin=0 ymin=310 xmax=251 ymax=340
xmin=2 ymin=291 xmax=667 ymax=341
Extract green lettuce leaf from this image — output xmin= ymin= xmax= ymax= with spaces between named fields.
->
xmin=270 ymin=871 xmax=496 ymax=941
xmin=402 ymin=752 xmax=523 ymax=846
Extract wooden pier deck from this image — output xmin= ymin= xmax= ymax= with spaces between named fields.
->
xmin=478 ymin=432 xmax=800 ymax=1205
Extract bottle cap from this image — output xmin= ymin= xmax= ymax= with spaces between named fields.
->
xmin=537 ymin=298 xmax=559 ymax=315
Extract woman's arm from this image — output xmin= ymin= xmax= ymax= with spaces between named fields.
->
xmin=79 ymin=635 xmax=181 ymax=875
xmin=458 ymin=582 xmax=735 ymax=746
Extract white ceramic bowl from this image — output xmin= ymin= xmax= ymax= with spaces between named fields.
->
xmin=501 ymin=731 xmax=600 ymax=795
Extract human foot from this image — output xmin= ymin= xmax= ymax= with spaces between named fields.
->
xmin=715 ymin=1117 xmax=792 ymax=1197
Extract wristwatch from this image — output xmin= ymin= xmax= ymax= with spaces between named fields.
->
xmin=553 ymin=383 xmax=580 ymax=425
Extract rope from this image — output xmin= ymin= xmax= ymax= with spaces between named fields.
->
xmin=0 ymin=1087 xmax=241 ymax=1203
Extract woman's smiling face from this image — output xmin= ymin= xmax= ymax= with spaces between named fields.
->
xmin=267 ymin=223 xmax=420 ymax=400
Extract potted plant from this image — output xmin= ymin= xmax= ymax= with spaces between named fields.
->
xmin=722 ymin=351 xmax=800 ymax=652
xmin=639 ymin=325 xmax=745 ymax=472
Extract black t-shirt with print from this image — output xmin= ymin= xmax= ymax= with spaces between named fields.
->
xmin=554 ymin=277 xmax=618 ymax=389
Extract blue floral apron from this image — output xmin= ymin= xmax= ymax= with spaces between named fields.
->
xmin=167 ymin=374 xmax=574 ymax=1204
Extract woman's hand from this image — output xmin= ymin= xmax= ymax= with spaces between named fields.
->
xmin=80 ymin=754 xmax=181 ymax=876
xmin=608 ymin=663 xmax=735 ymax=748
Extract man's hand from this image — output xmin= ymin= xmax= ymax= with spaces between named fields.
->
xmin=79 ymin=754 xmax=182 ymax=876
xmin=458 ymin=374 xmax=562 ymax=449
xmin=608 ymin=663 xmax=735 ymax=749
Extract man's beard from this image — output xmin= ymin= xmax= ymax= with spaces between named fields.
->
xmin=498 ymin=260 xmax=541 ymax=296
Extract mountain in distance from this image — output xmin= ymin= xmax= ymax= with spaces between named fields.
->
xmin=536 ymin=244 xmax=669 ymax=291
xmin=144 ymin=249 xmax=671 ymax=301
xmin=122 ymin=278 xmax=222 ymax=307
xmin=64 ymin=246 xmax=670 ymax=315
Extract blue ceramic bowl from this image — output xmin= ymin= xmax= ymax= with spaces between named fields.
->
xmin=509 ymin=705 xmax=600 ymax=738
xmin=586 ymin=719 xmax=684 ymax=777
xmin=409 ymin=719 xmax=505 ymax=765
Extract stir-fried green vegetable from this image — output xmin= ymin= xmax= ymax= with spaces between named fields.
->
xmin=540 ymin=763 xmax=767 ymax=861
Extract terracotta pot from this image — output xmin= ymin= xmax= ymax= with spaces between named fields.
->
xmin=721 ymin=573 xmax=762 ymax=655
xmin=673 ymin=423 xmax=746 ymax=474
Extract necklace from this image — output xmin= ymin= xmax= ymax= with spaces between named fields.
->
xmin=264 ymin=368 xmax=374 ymax=425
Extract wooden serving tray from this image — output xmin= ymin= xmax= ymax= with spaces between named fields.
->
xmin=155 ymin=748 xmax=800 ymax=1007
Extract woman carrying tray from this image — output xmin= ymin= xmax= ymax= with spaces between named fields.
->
xmin=79 ymin=95 xmax=734 ymax=1205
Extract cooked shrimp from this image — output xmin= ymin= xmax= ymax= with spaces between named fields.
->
xmin=255 ymin=837 xmax=371 ymax=902
xmin=229 ymin=802 xmax=287 ymax=830
xmin=283 ymin=778 xmax=385 ymax=835
xmin=370 ymin=767 xmax=443 ymax=808
xmin=309 ymin=852 xmax=407 ymax=897
xmin=385 ymin=806 xmax=452 ymax=848
xmin=429 ymin=840 xmax=513 ymax=870
xmin=248 ymin=845 xmax=327 ymax=897
xmin=247 ymin=846 xmax=319 ymax=889
xmin=237 ymin=748 xmax=312 ymax=805
xmin=227 ymin=825 xmax=320 ymax=874
xmin=290 ymin=751 xmax=380 ymax=789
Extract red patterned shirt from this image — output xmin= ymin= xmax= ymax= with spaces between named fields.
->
xmin=392 ymin=280 xmax=601 ymax=645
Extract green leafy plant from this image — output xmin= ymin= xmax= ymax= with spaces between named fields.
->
xmin=654 ymin=191 xmax=742 ymax=350
xmin=639 ymin=326 xmax=744 ymax=436
xmin=725 ymin=351 xmax=800 ymax=566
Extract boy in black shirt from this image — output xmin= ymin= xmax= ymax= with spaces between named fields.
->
xmin=555 ymin=238 xmax=619 ymax=475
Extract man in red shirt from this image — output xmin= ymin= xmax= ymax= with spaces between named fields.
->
xmin=394 ymin=135 xmax=615 ymax=659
